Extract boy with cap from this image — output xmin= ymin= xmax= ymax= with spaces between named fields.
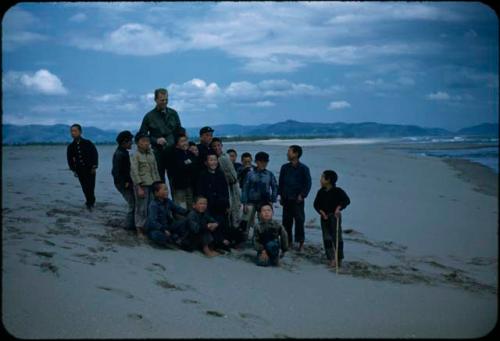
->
xmin=278 ymin=145 xmax=312 ymax=252
xmin=240 ymin=151 xmax=278 ymax=240
xmin=197 ymin=126 xmax=214 ymax=169
xmin=253 ymin=202 xmax=289 ymax=267
xmin=67 ymin=123 xmax=99 ymax=210
xmin=112 ymin=130 xmax=135 ymax=230
xmin=130 ymin=132 xmax=161 ymax=236
xmin=313 ymin=170 xmax=350 ymax=268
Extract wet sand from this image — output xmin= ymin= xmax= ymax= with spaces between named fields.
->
xmin=2 ymin=142 xmax=497 ymax=338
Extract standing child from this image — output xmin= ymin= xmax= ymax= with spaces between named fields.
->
xmin=227 ymin=148 xmax=243 ymax=173
xmin=313 ymin=170 xmax=350 ymax=268
xmin=66 ymin=123 xmax=98 ymax=210
xmin=240 ymin=151 xmax=278 ymax=239
xmin=170 ymin=134 xmax=198 ymax=209
xmin=130 ymin=132 xmax=161 ymax=236
xmin=253 ymin=203 xmax=289 ymax=267
xmin=111 ymin=130 xmax=135 ymax=230
xmin=278 ymin=145 xmax=312 ymax=252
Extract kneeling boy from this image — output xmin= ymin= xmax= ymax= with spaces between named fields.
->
xmin=253 ymin=203 xmax=288 ymax=266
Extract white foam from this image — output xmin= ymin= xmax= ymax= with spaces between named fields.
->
xmin=235 ymin=138 xmax=396 ymax=146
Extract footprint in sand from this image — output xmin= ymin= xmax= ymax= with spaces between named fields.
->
xmin=97 ymin=286 xmax=135 ymax=299
xmin=206 ymin=310 xmax=226 ymax=318
xmin=182 ymin=298 xmax=200 ymax=304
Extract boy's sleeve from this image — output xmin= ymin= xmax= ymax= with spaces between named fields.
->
xmin=280 ymin=225 xmax=289 ymax=252
xmin=186 ymin=214 xmax=200 ymax=234
xmin=313 ymin=190 xmax=321 ymax=214
xmin=339 ymin=188 xmax=351 ymax=209
xmin=151 ymin=154 xmax=161 ymax=182
xmin=146 ymin=202 xmax=163 ymax=231
xmin=253 ymin=224 xmax=264 ymax=252
xmin=130 ymin=154 xmax=141 ymax=186
xmin=67 ymin=145 xmax=75 ymax=171
xmin=172 ymin=201 xmax=189 ymax=216
xmin=301 ymin=165 xmax=312 ymax=198
xmin=241 ymin=172 xmax=250 ymax=204
xmin=90 ymin=142 xmax=98 ymax=168
xmin=270 ymin=173 xmax=278 ymax=203
xmin=277 ymin=164 xmax=284 ymax=197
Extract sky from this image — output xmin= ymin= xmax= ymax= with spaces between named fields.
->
xmin=2 ymin=1 xmax=498 ymax=132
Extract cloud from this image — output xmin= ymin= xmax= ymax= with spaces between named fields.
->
xmin=3 ymin=69 xmax=68 ymax=95
xmin=426 ymin=91 xmax=450 ymax=100
xmin=2 ymin=7 xmax=49 ymax=51
xmin=65 ymin=2 xmax=460 ymax=73
xmin=69 ymin=13 xmax=87 ymax=23
xmin=328 ymin=101 xmax=351 ymax=110
xmin=72 ymin=23 xmax=180 ymax=56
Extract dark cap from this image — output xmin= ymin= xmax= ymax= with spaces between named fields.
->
xmin=199 ymin=126 xmax=214 ymax=136
xmin=255 ymin=151 xmax=269 ymax=162
xmin=134 ymin=132 xmax=150 ymax=143
xmin=116 ymin=130 xmax=134 ymax=144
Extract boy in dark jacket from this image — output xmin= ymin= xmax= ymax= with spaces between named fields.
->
xmin=111 ymin=130 xmax=135 ymax=230
xmin=278 ymin=145 xmax=312 ymax=251
xmin=146 ymin=181 xmax=189 ymax=247
xmin=66 ymin=123 xmax=98 ymax=210
xmin=170 ymin=134 xmax=198 ymax=210
xmin=313 ymin=170 xmax=350 ymax=268
xmin=196 ymin=151 xmax=231 ymax=249
xmin=185 ymin=196 xmax=221 ymax=257
xmin=253 ymin=203 xmax=289 ymax=267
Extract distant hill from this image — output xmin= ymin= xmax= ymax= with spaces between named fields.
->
xmin=457 ymin=123 xmax=499 ymax=136
xmin=2 ymin=120 xmax=497 ymax=145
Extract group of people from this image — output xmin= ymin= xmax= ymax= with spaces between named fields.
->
xmin=66 ymin=88 xmax=350 ymax=268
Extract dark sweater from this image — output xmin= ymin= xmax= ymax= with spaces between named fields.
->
xmin=67 ymin=137 xmax=98 ymax=171
xmin=146 ymin=198 xmax=189 ymax=232
xmin=313 ymin=186 xmax=350 ymax=215
xmin=196 ymin=168 xmax=230 ymax=216
xmin=111 ymin=146 xmax=132 ymax=187
xmin=278 ymin=162 xmax=312 ymax=201
xmin=170 ymin=148 xmax=198 ymax=190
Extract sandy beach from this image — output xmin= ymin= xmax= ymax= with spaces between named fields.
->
xmin=2 ymin=141 xmax=497 ymax=338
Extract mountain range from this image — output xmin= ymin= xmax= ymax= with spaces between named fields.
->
xmin=2 ymin=120 xmax=498 ymax=145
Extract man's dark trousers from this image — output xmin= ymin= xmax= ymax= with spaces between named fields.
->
xmin=76 ymin=167 xmax=96 ymax=207
xmin=282 ymin=199 xmax=305 ymax=245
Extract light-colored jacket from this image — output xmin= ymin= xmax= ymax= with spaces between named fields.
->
xmin=130 ymin=147 xmax=161 ymax=186
xmin=218 ymin=152 xmax=241 ymax=227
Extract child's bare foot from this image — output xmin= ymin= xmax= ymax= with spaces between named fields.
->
xmin=203 ymin=246 xmax=219 ymax=257
xmin=328 ymin=259 xmax=337 ymax=268
xmin=136 ymin=227 xmax=146 ymax=238
xmin=223 ymin=239 xmax=230 ymax=246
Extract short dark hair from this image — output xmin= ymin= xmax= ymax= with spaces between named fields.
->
xmin=255 ymin=151 xmax=269 ymax=162
xmin=257 ymin=202 xmax=274 ymax=212
xmin=226 ymin=149 xmax=237 ymax=155
xmin=322 ymin=170 xmax=338 ymax=185
xmin=210 ymin=137 xmax=222 ymax=147
xmin=188 ymin=141 xmax=196 ymax=147
xmin=289 ymin=145 xmax=303 ymax=159
xmin=241 ymin=152 xmax=252 ymax=160
xmin=175 ymin=133 xmax=187 ymax=145
xmin=205 ymin=150 xmax=218 ymax=162
xmin=152 ymin=181 xmax=166 ymax=194
xmin=70 ymin=124 xmax=82 ymax=132
xmin=154 ymin=88 xmax=168 ymax=100
xmin=193 ymin=195 xmax=208 ymax=203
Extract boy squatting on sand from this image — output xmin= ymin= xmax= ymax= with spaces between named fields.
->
xmin=253 ymin=203 xmax=289 ymax=267
xmin=313 ymin=170 xmax=351 ymax=268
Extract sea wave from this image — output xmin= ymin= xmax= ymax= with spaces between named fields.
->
xmin=235 ymin=138 xmax=397 ymax=146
